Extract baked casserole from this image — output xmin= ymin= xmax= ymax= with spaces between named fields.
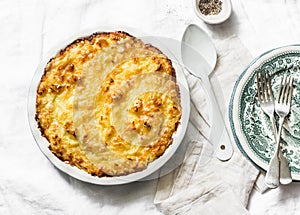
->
xmin=35 ymin=31 xmax=181 ymax=177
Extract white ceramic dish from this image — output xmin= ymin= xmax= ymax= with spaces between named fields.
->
xmin=194 ymin=0 xmax=232 ymax=24
xmin=27 ymin=27 xmax=190 ymax=185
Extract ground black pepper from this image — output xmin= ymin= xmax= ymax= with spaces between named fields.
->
xmin=198 ymin=0 xmax=222 ymax=16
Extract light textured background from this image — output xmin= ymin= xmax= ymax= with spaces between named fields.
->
xmin=1 ymin=0 xmax=300 ymax=214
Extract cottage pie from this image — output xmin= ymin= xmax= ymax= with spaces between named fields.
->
xmin=36 ymin=31 xmax=181 ymax=177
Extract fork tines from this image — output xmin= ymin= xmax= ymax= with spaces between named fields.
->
xmin=257 ymin=71 xmax=274 ymax=103
xmin=277 ymin=75 xmax=294 ymax=105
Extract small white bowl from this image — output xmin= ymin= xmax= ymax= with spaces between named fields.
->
xmin=194 ymin=0 xmax=232 ymax=24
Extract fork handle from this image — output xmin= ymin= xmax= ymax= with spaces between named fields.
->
xmin=279 ymin=149 xmax=292 ymax=184
xmin=276 ymin=117 xmax=292 ymax=185
xmin=265 ymin=155 xmax=280 ymax=188
xmin=265 ymin=116 xmax=292 ymax=188
xmin=274 ymin=117 xmax=284 ymax=157
xmin=265 ymin=116 xmax=280 ymax=188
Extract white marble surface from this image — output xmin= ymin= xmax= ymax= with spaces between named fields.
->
xmin=1 ymin=0 xmax=300 ymax=214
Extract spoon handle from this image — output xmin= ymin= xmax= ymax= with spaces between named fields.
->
xmin=198 ymin=74 xmax=234 ymax=161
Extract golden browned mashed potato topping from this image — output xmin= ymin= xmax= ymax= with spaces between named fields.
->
xmin=36 ymin=31 xmax=181 ymax=177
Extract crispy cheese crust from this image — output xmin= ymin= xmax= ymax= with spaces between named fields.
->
xmin=36 ymin=31 xmax=181 ymax=177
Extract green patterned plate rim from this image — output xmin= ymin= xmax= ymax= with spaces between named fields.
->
xmin=229 ymin=45 xmax=300 ymax=181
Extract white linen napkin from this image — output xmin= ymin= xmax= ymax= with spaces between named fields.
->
xmin=154 ymin=35 xmax=260 ymax=214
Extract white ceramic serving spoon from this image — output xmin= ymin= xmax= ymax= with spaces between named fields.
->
xmin=181 ymin=24 xmax=233 ymax=161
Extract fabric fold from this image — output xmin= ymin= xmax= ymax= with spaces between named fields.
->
xmin=154 ymin=35 xmax=260 ymax=214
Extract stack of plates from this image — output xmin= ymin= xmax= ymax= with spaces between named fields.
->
xmin=229 ymin=45 xmax=300 ymax=181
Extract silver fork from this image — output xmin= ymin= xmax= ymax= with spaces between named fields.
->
xmin=256 ymin=72 xmax=292 ymax=188
xmin=273 ymin=76 xmax=293 ymax=185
